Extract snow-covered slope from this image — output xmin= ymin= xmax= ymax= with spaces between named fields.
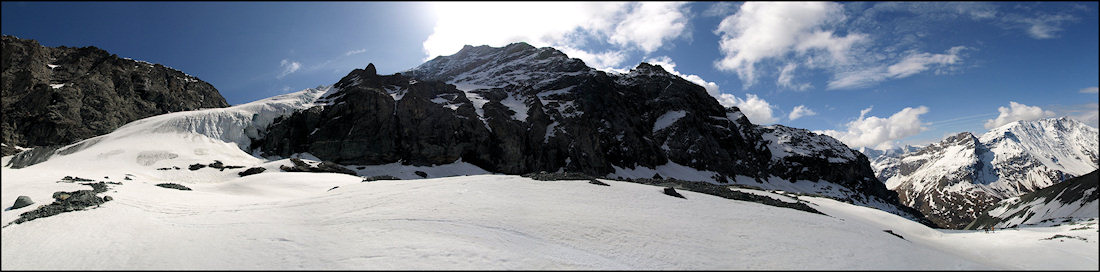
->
xmin=967 ymin=170 xmax=1098 ymax=230
xmin=3 ymin=170 xmax=1096 ymax=269
xmin=884 ymin=117 xmax=1099 ymax=228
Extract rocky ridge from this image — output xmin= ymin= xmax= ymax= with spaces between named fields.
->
xmin=966 ymin=170 xmax=1098 ymax=230
xmin=1 ymin=35 xmax=229 ymax=156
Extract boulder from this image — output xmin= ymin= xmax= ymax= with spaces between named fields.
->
xmin=238 ymin=167 xmax=267 ymax=177
xmin=11 ymin=195 xmax=33 ymax=209
xmin=663 ymin=187 xmax=685 ymax=199
xmin=588 ymin=179 xmax=610 ymax=186
xmin=155 ymin=183 xmax=192 ymax=191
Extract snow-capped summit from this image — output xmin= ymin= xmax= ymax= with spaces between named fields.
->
xmin=883 ymin=117 xmax=1099 ymax=228
xmin=405 ymin=42 xmax=591 ymax=90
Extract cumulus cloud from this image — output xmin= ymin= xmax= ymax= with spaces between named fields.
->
xmin=608 ymin=2 xmax=690 ymax=53
xmin=827 ymin=46 xmax=967 ymax=90
xmin=1080 ymin=86 xmax=1099 ymax=94
xmin=422 ymin=2 xmax=689 ymax=70
xmin=277 ymin=59 xmax=301 ymax=79
xmin=713 ymin=2 xmax=864 ymax=87
xmin=716 ymin=93 xmax=778 ymax=124
xmin=645 ymin=56 xmax=720 ymax=96
xmin=816 ymin=106 xmax=930 ymax=149
xmin=788 ymin=105 xmax=817 ymax=121
xmin=984 ymin=101 xmax=1056 ymax=129
xmin=558 ymin=46 xmax=628 ymax=71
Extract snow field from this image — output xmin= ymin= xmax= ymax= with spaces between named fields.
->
xmin=0 ymin=172 xmax=989 ymax=269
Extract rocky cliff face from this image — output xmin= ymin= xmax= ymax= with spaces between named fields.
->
xmin=1 ymin=35 xmax=229 ymax=155
xmin=252 ymin=43 xmax=928 ymax=224
xmin=883 ymin=118 xmax=1099 ymax=228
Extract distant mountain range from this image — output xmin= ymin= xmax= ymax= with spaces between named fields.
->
xmin=862 ymin=117 xmax=1098 ymax=228
xmin=966 ymin=169 xmax=1097 ymax=230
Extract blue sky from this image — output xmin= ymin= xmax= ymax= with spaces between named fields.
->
xmin=3 ymin=2 xmax=1097 ymax=150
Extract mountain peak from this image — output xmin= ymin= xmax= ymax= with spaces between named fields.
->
xmin=944 ymin=131 xmax=977 ymax=144
xmin=504 ymin=41 xmax=536 ymax=51
xmin=635 ymin=62 xmax=669 ymax=72
xmin=364 ymin=63 xmax=377 ymax=75
xmin=405 ymin=43 xmax=589 ymax=87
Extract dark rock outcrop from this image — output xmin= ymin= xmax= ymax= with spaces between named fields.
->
xmin=588 ymin=179 xmax=610 ymax=186
xmin=155 ymin=183 xmax=191 ymax=191
xmin=663 ymin=187 xmax=685 ymax=199
xmin=362 ymin=175 xmax=400 ymax=182
xmin=1 ymin=35 xmax=229 ymax=156
xmin=278 ymin=158 xmax=355 ymax=175
xmin=627 ymin=177 xmax=825 ymax=215
xmin=238 ymin=167 xmax=267 ymax=177
xmin=522 ymin=171 xmax=597 ymax=181
xmin=8 ymin=182 xmax=112 ymax=225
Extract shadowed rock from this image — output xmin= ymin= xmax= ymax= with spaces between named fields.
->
xmin=238 ymin=167 xmax=266 ymax=177
xmin=663 ymin=187 xmax=685 ymax=199
xmin=155 ymin=183 xmax=191 ymax=191
xmin=11 ymin=196 xmax=34 ymax=209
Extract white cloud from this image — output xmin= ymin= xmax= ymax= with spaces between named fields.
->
xmin=816 ymin=106 xmax=930 ymax=149
xmin=983 ymin=101 xmax=1056 ymax=129
xmin=886 ymin=46 xmax=964 ymax=77
xmin=713 ymin=2 xmax=864 ymax=87
xmin=558 ymin=46 xmax=627 ymax=71
xmin=422 ymin=2 xmax=690 ymax=70
xmin=827 ymin=46 xmax=967 ymax=90
xmin=788 ymin=105 xmax=817 ymax=120
xmin=1080 ymin=86 xmax=1099 ymax=94
xmin=609 ymin=2 xmax=690 ymax=53
xmin=645 ymin=56 xmax=720 ymax=96
xmin=716 ymin=93 xmax=778 ymax=124
xmin=277 ymin=59 xmax=301 ymax=79
xmin=345 ymin=49 xmax=367 ymax=56
xmin=777 ymin=63 xmax=811 ymax=90
xmin=1021 ymin=14 xmax=1075 ymax=39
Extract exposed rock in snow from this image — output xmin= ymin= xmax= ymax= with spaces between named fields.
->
xmin=966 ymin=170 xmax=1098 ymax=230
